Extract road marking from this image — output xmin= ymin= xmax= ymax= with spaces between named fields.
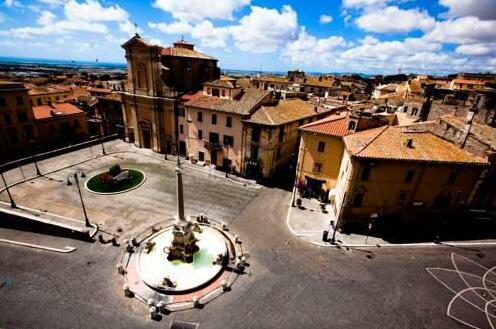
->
xmin=0 ymin=238 xmax=76 ymax=253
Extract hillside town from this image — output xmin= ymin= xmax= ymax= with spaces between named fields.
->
xmin=1 ymin=34 xmax=496 ymax=329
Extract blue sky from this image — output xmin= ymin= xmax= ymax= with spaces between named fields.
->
xmin=0 ymin=0 xmax=495 ymax=74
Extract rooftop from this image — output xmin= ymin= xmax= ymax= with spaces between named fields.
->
xmin=299 ymin=112 xmax=351 ymax=137
xmin=161 ymin=44 xmax=217 ymax=61
xmin=344 ymin=125 xmax=488 ymax=165
xmin=247 ymin=99 xmax=333 ymax=126
xmin=439 ymin=115 xmax=496 ymax=150
xmin=33 ymin=102 xmax=85 ymax=120
xmin=185 ymin=89 xmax=271 ymax=115
xmin=203 ymin=77 xmax=238 ymax=89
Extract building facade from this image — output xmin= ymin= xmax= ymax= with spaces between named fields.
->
xmin=332 ymin=126 xmax=488 ymax=231
xmin=0 ymin=81 xmax=38 ymax=162
xmin=121 ymin=35 xmax=220 ymax=155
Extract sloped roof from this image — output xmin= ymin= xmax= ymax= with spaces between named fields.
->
xmin=161 ymin=46 xmax=217 ymax=60
xmin=299 ymin=112 xmax=351 ymax=137
xmin=247 ymin=99 xmax=333 ymax=126
xmin=185 ymin=89 xmax=271 ymax=115
xmin=344 ymin=125 xmax=488 ymax=165
xmin=33 ymin=103 xmax=85 ymax=120
xmin=440 ymin=115 xmax=496 ymax=150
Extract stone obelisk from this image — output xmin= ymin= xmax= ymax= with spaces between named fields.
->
xmin=166 ymin=158 xmax=199 ymax=263
xmin=176 ymin=158 xmax=185 ymax=221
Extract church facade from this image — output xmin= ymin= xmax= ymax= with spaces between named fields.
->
xmin=121 ymin=35 xmax=220 ymax=154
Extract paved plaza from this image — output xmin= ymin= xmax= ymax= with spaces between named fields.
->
xmin=1 ymin=141 xmax=495 ymax=329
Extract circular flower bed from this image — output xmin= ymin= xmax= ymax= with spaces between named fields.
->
xmin=85 ymin=168 xmax=145 ymax=194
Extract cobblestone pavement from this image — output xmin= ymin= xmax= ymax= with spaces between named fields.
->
xmin=0 ymin=141 xmax=259 ymax=239
xmin=1 ymin=142 xmax=496 ymax=329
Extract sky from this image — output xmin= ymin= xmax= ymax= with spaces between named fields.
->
xmin=0 ymin=0 xmax=495 ymax=74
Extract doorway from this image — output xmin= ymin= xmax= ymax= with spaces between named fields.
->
xmin=210 ymin=150 xmax=217 ymax=166
xmin=142 ymin=129 xmax=151 ymax=149
xmin=179 ymin=141 xmax=186 ymax=156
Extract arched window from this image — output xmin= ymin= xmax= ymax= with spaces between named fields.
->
xmin=136 ymin=63 xmax=147 ymax=89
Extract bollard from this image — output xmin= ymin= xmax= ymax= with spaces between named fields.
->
xmin=123 ymin=284 xmax=133 ymax=297
xmin=117 ymin=263 xmax=125 ymax=275
xmin=192 ymin=296 xmax=200 ymax=308
xmin=235 ymin=235 xmax=242 ymax=244
xmin=157 ymin=301 xmax=166 ymax=313
xmin=131 ymin=238 xmax=139 ymax=247
xmin=147 ymin=299 xmax=155 ymax=307
xmin=149 ymin=306 xmax=158 ymax=320
xmin=221 ymin=280 xmax=228 ymax=291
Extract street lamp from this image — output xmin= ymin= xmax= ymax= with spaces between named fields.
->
xmin=66 ymin=168 xmax=91 ymax=227
xmin=98 ymin=118 xmax=106 ymax=155
xmin=0 ymin=171 xmax=16 ymax=208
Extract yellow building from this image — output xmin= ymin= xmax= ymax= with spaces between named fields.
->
xmin=296 ymin=113 xmax=351 ymax=199
xmin=28 ymin=86 xmax=72 ymax=106
xmin=0 ymin=81 xmax=38 ymax=162
xmin=332 ymin=125 xmax=489 ymax=230
xmin=242 ymin=99 xmax=339 ymax=179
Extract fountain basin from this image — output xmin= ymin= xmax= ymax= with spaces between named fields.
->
xmin=137 ymin=226 xmax=227 ymax=292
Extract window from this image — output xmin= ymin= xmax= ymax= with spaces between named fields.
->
xmin=397 ymin=191 xmax=408 ymax=206
xmin=136 ymin=63 xmax=147 ymax=89
xmin=0 ymin=97 xmax=6 ymax=106
xmin=360 ymin=166 xmax=371 ymax=181
xmin=223 ymin=135 xmax=234 ymax=147
xmin=197 ymin=111 xmax=203 ymax=122
xmin=212 ymin=89 xmax=220 ymax=97
xmin=37 ymin=98 xmax=42 ymax=106
xmin=226 ymin=116 xmax=232 ymax=128
xmin=207 ymin=88 xmax=211 ymax=95
xmin=405 ymin=170 xmax=415 ymax=183
xmin=313 ymin=162 xmax=323 ymax=173
xmin=23 ymin=125 xmax=34 ymax=140
xmin=317 ymin=141 xmax=326 ymax=153
xmin=17 ymin=112 xmax=28 ymax=123
xmin=278 ymin=126 xmax=285 ymax=142
xmin=222 ymin=90 xmax=226 ymax=97
xmin=447 ymin=172 xmax=458 ymax=184
xmin=348 ymin=121 xmax=356 ymax=131
xmin=211 ymin=114 xmax=217 ymax=125
xmin=251 ymin=127 xmax=261 ymax=142
xmin=55 ymin=96 xmax=60 ymax=101
xmin=16 ymin=96 xmax=24 ymax=106
xmin=209 ymin=132 xmax=219 ymax=144
xmin=8 ymin=127 xmax=18 ymax=143
xmin=250 ymin=146 xmax=259 ymax=159
xmin=4 ymin=113 xmax=12 ymax=125
xmin=178 ymin=108 xmax=185 ymax=117
xmin=198 ymin=129 xmax=203 ymax=140
xmin=198 ymin=151 xmax=205 ymax=162
xmin=179 ymin=124 xmax=184 ymax=134
xmin=352 ymin=192 xmax=364 ymax=207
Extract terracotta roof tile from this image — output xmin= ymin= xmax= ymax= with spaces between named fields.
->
xmin=299 ymin=113 xmax=351 ymax=136
xmin=344 ymin=126 xmax=488 ymax=165
xmin=247 ymin=99 xmax=334 ymax=126
xmin=185 ymin=89 xmax=271 ymax=115
xmin=33 ymin=102 xmax=84 ymax=120
xmin=161 ymin=46 xmax=216 ymax=60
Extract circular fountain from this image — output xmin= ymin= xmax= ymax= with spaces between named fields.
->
xmin=120 ymin=160 xmax=247 ymax=316
xmin=137 ymin=224 xmax=227 ymax=292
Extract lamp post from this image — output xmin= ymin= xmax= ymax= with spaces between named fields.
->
xmin=0 ymin=171 xmax=16 ymax=208
xmin=66 ymin=168 xmax=91 ymax=227
xmin=98 ymin=119 xmax=106 ymax=155
xmin=30 ymin=141 xmax=42 ymax=176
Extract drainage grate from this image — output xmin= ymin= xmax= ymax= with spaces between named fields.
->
xmin=170 ymin=320 xmax=198 ymax=329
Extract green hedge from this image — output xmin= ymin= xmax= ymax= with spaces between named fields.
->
xmin=86 ymin=169 xmax=144 ymax=194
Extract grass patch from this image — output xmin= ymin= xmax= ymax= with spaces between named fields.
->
xmin=86 ymin=169 xmax=145 ymax=194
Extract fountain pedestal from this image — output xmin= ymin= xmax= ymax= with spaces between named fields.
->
xmin=166 ymin=218 xmax=200 ymax=263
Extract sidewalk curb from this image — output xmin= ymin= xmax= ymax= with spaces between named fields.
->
xmin=286 ymin=203 xmax=496 ymax=249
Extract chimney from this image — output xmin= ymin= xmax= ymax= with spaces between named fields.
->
xmin=405 ymin=138 xmax=414 ymax=148
xmin=314 ymin=106 xmax=318 ymax=113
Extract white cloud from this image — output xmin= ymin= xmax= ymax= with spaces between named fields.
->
xmin=282 ymin=27 xmax=346 ymax=67
xmin=319 ymin=14 xmax=333 ymax=24
xmin=425 ymin=16 xmax=496 ymax=45
xmin=439 ymin=0 xmax=496 ymax=20
xmin=230 ymin=5 xmax=298 ymax=53
xmin=37 ymin=0 xmax=70 ymax=5
xmin=64 ymin=0 xmax=129 ymax=23
xmin=2 ymin=0 xmax=134 ymax=38
xmin=153 ymin=0 xmax=250 ymax=23
xmin=356 ymin=6 xmax=435 ymax=33
xmin=148 ymin=21 xmax=194 ymax=35
xmin=37 ymin=10 xmax=55 ymax=25
xmin=342 ymin=0 xmax=388 ymax=8
xmin=455 ymin=43 xmax=496 ymax=56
